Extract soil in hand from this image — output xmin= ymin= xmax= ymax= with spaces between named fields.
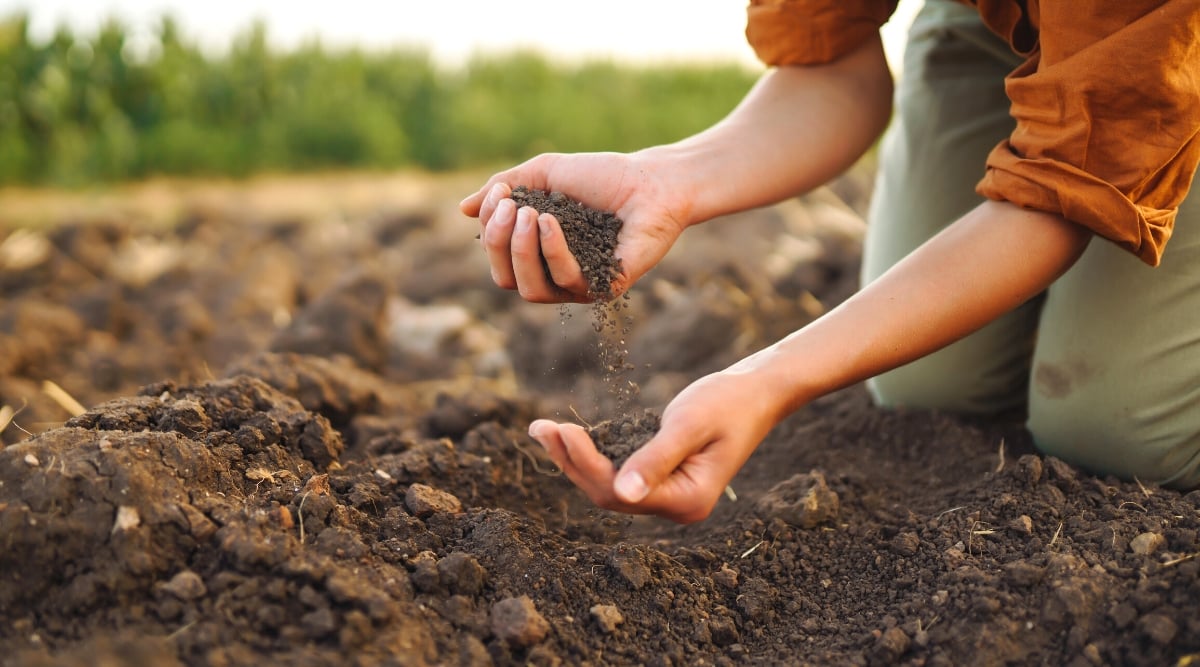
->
xmin=509 ymin=186 xmax=622 ymax=301
xmin=587 ymin=408 xmax=661 ymax=469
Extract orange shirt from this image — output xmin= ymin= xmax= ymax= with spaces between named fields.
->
xmin=746 ymin=0 xmax=1200 ymax=265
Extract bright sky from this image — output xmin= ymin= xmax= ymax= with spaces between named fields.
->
xmin=2 ymin=0 xmax=922 ymax=70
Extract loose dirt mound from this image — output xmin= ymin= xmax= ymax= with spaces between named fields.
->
xmin=1 ymin=177 xmax=1198 ymax=666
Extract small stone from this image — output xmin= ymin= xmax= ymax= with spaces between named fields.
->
xmin=590 ymin=604 xmax=624 ymax=634
xmin=607 ymin=546 xmax=653 ymax=590
xmin=405 ymin=483 xmax=462 ymax=518
xmin=890 ymin=532 xmax=921 ymax=557
xmin=707 ymin=616 xmax=740 ymax=647
xmin=1009 ymin=515 xmax=1033 ymax=535
xmin=1082 ymin=643 xmax=1103 ymax=666
xmin=162 ymin=570 xmax=207 ymax=601
xmin=1017 ymin=454 xmax=1043 ymax=485
xmin=712 ymin=565 xmax=739 ymax=589
xmin=491 ymin=596 xmax=550 ymax=647
xmin=438 ymin=552 xmax=486 ymax=596
xmin=23 ymin=454 xmax=39 ymax=467
xmin=1129 ymin=532 xmax=1165 ymax=556
xmin=112 ymin=506 xmax=140 ymax=534
xmin=874 ymin=626 xmax=911 ymax=661
xmin=302 ymin=473 xmax=332 ymax=496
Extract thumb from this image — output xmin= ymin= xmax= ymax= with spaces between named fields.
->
xmin=612 ymin=424 xmax=695 ymax=504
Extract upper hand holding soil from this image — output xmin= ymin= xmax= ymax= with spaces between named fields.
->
xmin=460 ymin=151 xmax=690 ymax=303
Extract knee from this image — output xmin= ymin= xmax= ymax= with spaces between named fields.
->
xmin=1029 ymin=389 xmax=1200 ymax=490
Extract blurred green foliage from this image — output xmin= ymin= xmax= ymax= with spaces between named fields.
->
xmin=0 ymin=14 xmax=760 ymax=186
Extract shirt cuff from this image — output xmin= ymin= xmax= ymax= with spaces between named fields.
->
xmin=745 ymin=0 xmax=897 ymax=67
xmin=978 ymin=143 xmax=1182 ymax=266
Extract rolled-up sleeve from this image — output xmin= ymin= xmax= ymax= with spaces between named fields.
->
xmin=976 ymin=0 xmax=1200 ymax=266
xmin=745 ymin=0 xmax=898 ymax=66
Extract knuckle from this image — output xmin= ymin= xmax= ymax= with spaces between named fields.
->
xmin=516 ymin=283 xmax=548 ymax=303
xmin=510 ymin=243 xmax=539 ymax=262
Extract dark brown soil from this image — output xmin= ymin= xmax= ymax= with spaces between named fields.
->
xmin=509 ymin=186 xmax=622 ymax=301
xmin=1 ymin=175 xmax=1198 ymax=667
xmin=588 ymin=408 xmax=661 ymax=469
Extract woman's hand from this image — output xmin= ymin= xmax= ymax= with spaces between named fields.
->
xmin=460 ymin=151 xmax=691 ymax=303
xmin=527 ymin=364 xmax=788 ymax=523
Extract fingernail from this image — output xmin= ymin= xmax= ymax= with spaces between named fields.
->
xmin=614 ymin=471 xmax=649 ymax=503
xmin=537 ymin=215 xmax=552 ymax=238
xmin=528 ymin=422 xmax=546 ymax=439
xmin=516 ymin=211 xmax=532 ymax=232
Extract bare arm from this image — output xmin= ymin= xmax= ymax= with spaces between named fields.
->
xmin=749 ymin=201 xmax=1091 ymax=416
xmin=531 ymin=201 xmax=1092 ymax=523
xmin=643 ymin=33 xmax=894 ymax=226
xmin=460 ymin=35 xmax=893 ymax=302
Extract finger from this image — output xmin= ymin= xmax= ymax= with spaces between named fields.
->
xmin=535 ymin=422 xmax=618 ymax=501
xmin=478 ymin=182 xmax=512 ymax=227
xmin=529 ymin=419 xmax=568 ymax=470
xmin=558 ymin=423 xmax=624 ymax=503
xmin=537 ymin=213 xmax=589 ymax=296
xmin=482 ymin=198 xmax=518 ymax=289
xmin=511 ymin=206 xmax=559 ymax=303
xmin=614 ymin=416 xmax=710 ymax=505
xmin=560 ymin=423 xmax=617 ymax=479
xmin=459 ymin=188 xmax=486 ymax=217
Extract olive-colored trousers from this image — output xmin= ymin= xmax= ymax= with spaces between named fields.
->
xmin=861 ymin=0 xmax=1200 ymax=488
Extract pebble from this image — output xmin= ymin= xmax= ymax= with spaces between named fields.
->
xmin=590 ymin=604 xmax=624 ymax=634
xmin=162 ymin=570 xmax=207 ymax=601
xmin=491 ymin=596 xmax=550 ymax=647
xmin=405 ymin=483 xmax=463 ymax=518
xmin=1009 ymin=515 xmax=1033 ymax=535
xmin=890 ymin=532 xmax=921 ymax=557
xmin=438 ymin=552 xmax=486 ymax=596
xmin=1129 ymin=532 xmax=1165 ymax=556
xmin=712 ymin=565 xmax=739 ymax=589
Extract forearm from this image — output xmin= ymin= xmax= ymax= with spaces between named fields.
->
xmin=636 ymin=35 xmax=893 ymax=226
xmin=741 ymin=201 xmax=1093 ymax=418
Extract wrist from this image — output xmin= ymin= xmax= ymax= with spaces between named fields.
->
xmin=721 ymin=343 xmax=824 ymax=424
xmin=629 ymin=143 xmax=715 ymax=229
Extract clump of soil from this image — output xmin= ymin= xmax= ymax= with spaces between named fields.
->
xmin=587 ymin=408 xmax=661 ymax=469
xmin=509 ymin=186 xmax=622 ymax=301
